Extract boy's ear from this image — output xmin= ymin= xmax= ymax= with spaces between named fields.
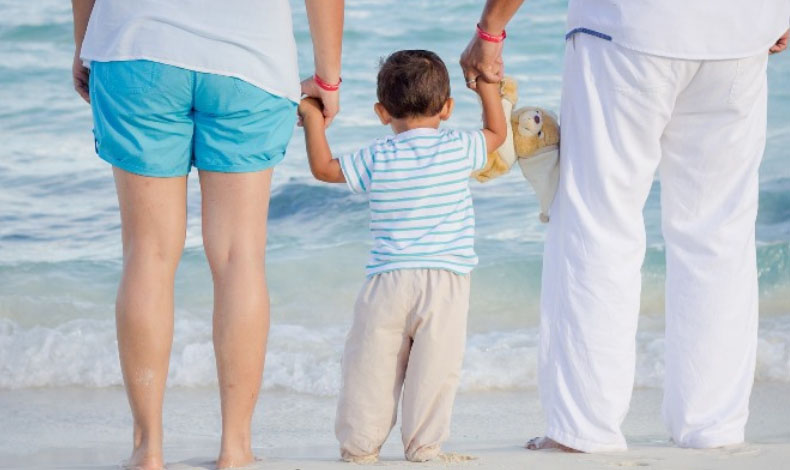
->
xmin=374 ymin=103 xmax=392 ymax=125
xmin=439 ymin=98 xmax=455 ymax=121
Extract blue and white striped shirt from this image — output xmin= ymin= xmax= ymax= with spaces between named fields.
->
xmin=338 ymin=127 xmax=488 ymax=277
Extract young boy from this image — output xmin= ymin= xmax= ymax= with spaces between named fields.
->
xmin=298 ymin=50 xmax=506 ymax=463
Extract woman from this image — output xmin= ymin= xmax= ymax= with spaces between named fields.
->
xmin=70 ymin=1 xmax=343 ymax=469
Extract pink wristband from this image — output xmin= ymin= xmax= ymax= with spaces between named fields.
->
xmin=476 ymin=23 xmax=506 ymax=43
xmin=314 ymin=73 xmax=342 ymax=92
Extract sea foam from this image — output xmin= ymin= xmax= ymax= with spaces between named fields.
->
xmin=2 ymin=316 xmax=789 ymax=394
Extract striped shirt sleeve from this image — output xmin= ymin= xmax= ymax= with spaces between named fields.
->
xmin=337 ymin=145 xmax=375 ymax=194
xmin=463 ymin=130 xmax=488 ymax=172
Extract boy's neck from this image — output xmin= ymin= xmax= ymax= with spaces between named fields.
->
xmin=390 ymin=115 xmax=442 ymax=134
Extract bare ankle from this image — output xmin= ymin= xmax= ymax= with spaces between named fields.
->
xmin=217 ymin=435 xmax=255 ymax=469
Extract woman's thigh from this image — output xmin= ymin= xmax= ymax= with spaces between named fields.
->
xmin=113 ymin=167 xmax=187 ymax=263
xmin=198 ymin=169 xmax=273 ymax=267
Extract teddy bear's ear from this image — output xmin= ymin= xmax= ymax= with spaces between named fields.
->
xmin=500 ymin=76 xmax=518 ymax=105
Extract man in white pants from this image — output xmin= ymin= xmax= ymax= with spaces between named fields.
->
xmin=461 ymin=0 xmax=790 ymax=452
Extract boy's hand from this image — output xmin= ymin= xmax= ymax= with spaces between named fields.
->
xmin=474 ymin=77 xmax=500 ymax=97
xmin=298 ymin=97 xmax=324 ymax=127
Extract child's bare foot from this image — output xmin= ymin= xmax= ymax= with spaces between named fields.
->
xmin=344 ymin=454 xmax=379 ymax=464
xmin=525 ymin=436 xmax=580 ymax=452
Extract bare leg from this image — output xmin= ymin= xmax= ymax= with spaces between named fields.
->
xmin=199 ymin=169 xmax=273 ymax=469
xmin=114 ymin=168 xmax=188 ymax=470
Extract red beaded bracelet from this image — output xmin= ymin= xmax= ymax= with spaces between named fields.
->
xmin=476 ymin=23 xmax=506 ymax=43
xmin=314 ymin=73 xmax=342 ymax=92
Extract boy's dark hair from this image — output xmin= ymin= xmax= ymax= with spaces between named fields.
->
xmin=377 ymin=50 xmax=451 ymax=119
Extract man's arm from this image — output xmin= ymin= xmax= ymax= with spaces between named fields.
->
xmin=71 ymin=0 xmax=96 ymax=103
xmin=477 ymin=80 xmax=508 ymax=153
xmin=770 ymin=29 xmax=789 ymax=54
xmin=302 ymin=0 xmax=344 ymax=127
xmin=460 ymin=0 xmax=524 ymax=90
xmin=298 ymin=98 xmax=346 ymax=183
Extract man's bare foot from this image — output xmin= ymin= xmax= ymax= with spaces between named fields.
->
xmin=216 ymin=447 xmax=256 ymax=469
xmin=525 ymin=436 xmax=580 ymax=452
xmin=124 ymin=444 xmax=165 ymax=470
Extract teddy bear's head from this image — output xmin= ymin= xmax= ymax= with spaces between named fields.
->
xmin=512 ymin=107 xmax=559 ymax=158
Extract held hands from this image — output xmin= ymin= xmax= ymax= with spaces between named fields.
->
xmin=72 ymin=52 xmax=90 ymax=103
xmin=300 ymin=76 xmax=340 ymax=128
xmin=297 ymin=96 xmax=324 ymax=127
xmin=460 ymin=32 xmax=504 ymax=90
xmin=770 ymin=29 xmax=789 ymax=54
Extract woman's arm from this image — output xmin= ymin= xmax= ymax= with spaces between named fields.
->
xmin=71 ymin=0 xmax=96 ymax=103
xmin=460 ymin=0 xmax=523 ymax=89
xmin=302 ymin=0 xmax=344 ymax=127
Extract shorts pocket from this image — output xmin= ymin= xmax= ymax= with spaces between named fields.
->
xmin=100 ymin=60 xmax=161 ymax=95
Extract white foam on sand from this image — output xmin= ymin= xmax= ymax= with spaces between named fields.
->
xmin=2 ymin=315 xmax=790 ymax=392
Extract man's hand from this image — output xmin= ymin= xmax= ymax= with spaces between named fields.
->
xmin=300 ymin=76 xmax=339 ymax=128
xmin=72 ymin=51 xmax=90 ymax=103
xmin=460 ymin=35 xmax=504 ymax=90
xmin=770 ymin=29 xmax=789 ymax=54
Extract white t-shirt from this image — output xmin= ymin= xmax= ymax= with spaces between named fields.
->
xmin=567 ymin=0 xmax=790 ymax=60
xmin=80 ymin=0 xmax=301 ymax=102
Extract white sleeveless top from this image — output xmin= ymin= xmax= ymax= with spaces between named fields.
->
xmin=79 ymin=0 xmax=301 ymax=102
xmin=567 ymin=0 xmax=790 ymax=60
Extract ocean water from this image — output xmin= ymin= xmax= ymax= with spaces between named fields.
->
xmin=0 ymin=0 xmax=789 ymax=395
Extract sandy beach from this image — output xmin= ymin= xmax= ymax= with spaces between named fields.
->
xmin=2 ymin=384 xmax=788 ymax=470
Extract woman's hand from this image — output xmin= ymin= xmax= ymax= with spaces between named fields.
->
xmin=72 ymin=51 xmax=90 ymax=103
xmin=770 ymin=29 xmax=789 ymax=54
xmin=460 ymin=34 xmax=504 ymax=90
xmin=300 ymin=76 xmax=340 ymax=128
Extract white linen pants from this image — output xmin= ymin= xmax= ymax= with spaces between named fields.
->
xmin=335 ymin=269 xmax=469 ymax=462
xmin=540 ymin=34 xmax=767 ymax=452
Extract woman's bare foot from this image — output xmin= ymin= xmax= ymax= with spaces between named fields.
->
xmin=124 ymin=442 xmax=165 ymax=470
xmin=216 ymin=447 xmax=256 ymax=469
xmin=525 ymin=436 xmax=580 ymax=452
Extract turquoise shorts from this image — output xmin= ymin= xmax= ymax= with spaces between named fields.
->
xmin=89 ymin=60 xmax=297 ymax=177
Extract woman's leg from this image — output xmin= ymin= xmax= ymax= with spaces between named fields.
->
xmin=114 ymin=168 xmax=188 ymax=470
xmin=199 ymin=169 xmax=273 ymax=469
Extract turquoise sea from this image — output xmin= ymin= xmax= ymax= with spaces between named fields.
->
xmin=1 ymin=0 xmax=789 ymax=396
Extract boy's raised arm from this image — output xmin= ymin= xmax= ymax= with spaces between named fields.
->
xmin=476 ymin=80 xmax=508 ymax=153
xmin=298 ymin=98 xmax=346 ymax=183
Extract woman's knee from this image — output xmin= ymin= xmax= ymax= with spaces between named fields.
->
xmin=203 ymin=239 xmax=266 ymax=279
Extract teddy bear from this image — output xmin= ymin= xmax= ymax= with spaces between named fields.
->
xmin=471 ymin=77 xmax=560 ymax=223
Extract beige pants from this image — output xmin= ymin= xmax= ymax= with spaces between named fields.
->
xmin=335 ymin=269 xmax=470 ymax=462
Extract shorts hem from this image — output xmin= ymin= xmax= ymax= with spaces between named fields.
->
xmin=194 ymin=154 xmax=285 ymax=173
xmin=98 ymin=153 xmax=189 ymax=178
